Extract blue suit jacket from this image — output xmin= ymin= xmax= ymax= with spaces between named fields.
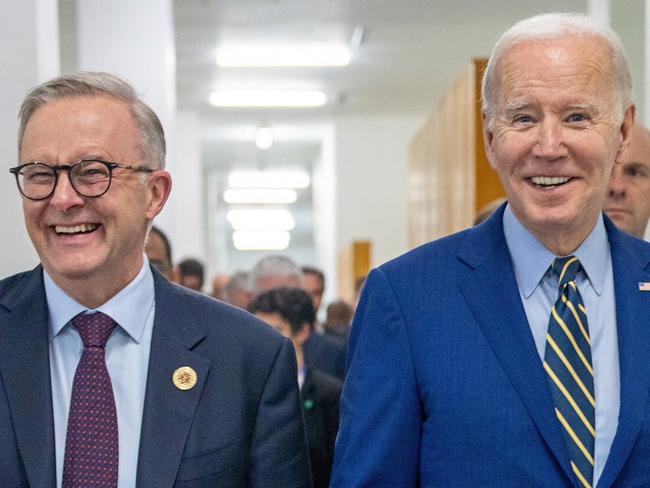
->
xmin=332 ymin=206 xmax=650 ymax=487
xmin=0 ymin=267 xmax=312 ymax=487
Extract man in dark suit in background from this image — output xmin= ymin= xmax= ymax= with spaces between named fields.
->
xmin=0 ymin=72 xmax=310 ymax=487
xmin=250 ymin=287 xmax=342 ymax=488
xmin=250 ymin=255 xmax=346 ymax=380
xmin=332 ymin=13 xmax=650 ymax=488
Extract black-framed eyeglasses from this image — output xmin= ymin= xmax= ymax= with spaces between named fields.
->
xmin=9 ymin=160 xmax=155 ymax=201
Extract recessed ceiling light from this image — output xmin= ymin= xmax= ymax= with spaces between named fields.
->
xmin=227 ymin=209 xmax=296 ymax=230
xmin=209 ymin=89 xmax=327 ymax=108
xmin=223 ymin=189 xmax=297 ymax=205
xmin=228 ymin=169 xmax=310 ymax=189
xmin=233 ymin=230 xmax=291 ymax=251
xmin=255 ymin=125 xmax=273 ymax=150
xmin=216 ymin=44 xmax=351 ymax=67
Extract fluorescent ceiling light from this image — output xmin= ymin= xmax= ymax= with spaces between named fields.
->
xmin=223 ymin=189 xmax=297 ymax=205
xmin=228 ymin=169 xmax=310 ymax=189
xmin=255 ymin=125 xmax=273 ymax=150
xmin=209 ymin=89 xmax=327 ymax=108
xmin=227 ymin=209 xmax=296 ymax=230
xmin=233 ymin=230 xmax=291 ymax=251
xmin=216 ymin=45 xmax=351 ymax=67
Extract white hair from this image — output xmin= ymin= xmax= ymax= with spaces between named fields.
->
xmin=482 ymin=12 xmax=632 ymax=125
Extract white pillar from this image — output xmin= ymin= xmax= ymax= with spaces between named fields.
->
xmin=75 ymin=0 xmax=176 ymax=144
xmin=0 ymin=0 xmax=59 ymax=277
xmin=170 ymin=111 xmax=205 ymax=262
xmin=74 ymin=0 xmax=205 ymax=263
xmin=588 ymin=0 xmax=611 ymax=25
xmin=645 ymin=0 xmax=650 ymax=127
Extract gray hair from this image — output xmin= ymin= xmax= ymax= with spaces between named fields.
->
xmin=482 ymin=12 xmax=632 ymax=126
xmin=18 ymin=71 xmax=166 ymax=168
xmin=225 ymin=271 xmax=250 ymax=301
xmin=249 ymin=255 xmax=304 ymax=296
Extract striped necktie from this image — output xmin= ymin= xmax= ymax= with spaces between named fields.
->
xmin=543 ymin=256 xmax=595 ymax=488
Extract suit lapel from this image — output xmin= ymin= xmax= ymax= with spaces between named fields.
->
xmin=137 ymin=273 xmax=211 ymax=488
xmin=457 ymin=209 xmax=576 ymax=485
xmin=0 ymin=267 xmax=56 ymax=487
xmin=594 ymin=223 xmax=650 ymax=488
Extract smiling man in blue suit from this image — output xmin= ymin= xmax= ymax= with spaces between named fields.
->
xmin=332 ymin=13 xmax=650 ymax=488
xmin=0 ymin=72 xmax=311 ymax=487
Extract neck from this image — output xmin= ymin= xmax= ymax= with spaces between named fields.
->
xmin=295 ymin=346 xmax=304 ymax=371
xmin=532 ymin=223 xmax=596 ymax=257
xmin=48 ymin=259 xmax=143 ymax=309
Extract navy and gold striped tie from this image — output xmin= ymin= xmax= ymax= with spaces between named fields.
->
xmin=543 ymin=256 xmax=595 ymax=488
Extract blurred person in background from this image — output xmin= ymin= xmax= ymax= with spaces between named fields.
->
xmin=144 ymin=225 xmax=175 ymax=280
xmin=250 ymin=287 xmax=342 ymax=488
xmin=604 ymin=122 xmax=650 ymax=238
xmin=250 ymin=255 xmax=346 ymax=380
xmin=323 ymin=300 xmax=354 ymax=343
xmin=177 ymin=257 xmax=204 ymax=292
xmin=223 ymin=271 xmax=252 ymax=310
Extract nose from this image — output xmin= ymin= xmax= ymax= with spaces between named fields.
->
xmin=49 ymin=171 xmax=85 ymax=212
xmin=531 ymin=120 xmax=568 ymax=160
xmin=607 ymin=165 xmax=626 ymax=199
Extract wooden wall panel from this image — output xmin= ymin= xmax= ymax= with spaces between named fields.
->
xmin=408 ymin=58 xmax=505 ymax=247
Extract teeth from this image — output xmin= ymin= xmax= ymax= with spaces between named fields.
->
xmin=531 ymin=176 xmax=571 ymax=186
xmin=54 ymin=223 xmax=98 ymax=234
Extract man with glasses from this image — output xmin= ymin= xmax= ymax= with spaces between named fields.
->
xmin=0 ymin=72 xmax=310 ymax=487
xmin=604 ymin=122 xmax=650 ymax=238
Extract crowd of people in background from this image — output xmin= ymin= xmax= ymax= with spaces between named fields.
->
xmin=143 ymin=229 xmax=359 ymax=487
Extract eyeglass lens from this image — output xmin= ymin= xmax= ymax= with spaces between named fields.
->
xmin=17 ymin=161 xmax=112 ymax=199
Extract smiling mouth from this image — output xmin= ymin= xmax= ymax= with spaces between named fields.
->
xmin=529 ymin=176 xmax=572 ymax=188
xmin=54 ymin=223 xmax=99 ymax=235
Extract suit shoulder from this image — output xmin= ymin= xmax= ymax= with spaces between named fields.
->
xmin=380 ymin=228 xmax=472 ymax=275
xmin=0 ymin=269 xmax=38 ymax=293
xmin=157 ymin=280 xmax=286 ymax=350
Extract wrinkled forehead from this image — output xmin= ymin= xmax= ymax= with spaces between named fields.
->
xmin=493 ymin=36 xmax=617 ymax=108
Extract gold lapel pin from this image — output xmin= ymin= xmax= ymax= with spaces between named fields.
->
xmin=173 ymin=366 xmax=198 ymax=391
xmin=639 ymin=282 xmax=650 ymax=292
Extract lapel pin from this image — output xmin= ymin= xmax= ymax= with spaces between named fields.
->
xmin=639 ymin=282 xmax=650 ymax=292
xmin=173 ymin=366 xmax=197 ymax=391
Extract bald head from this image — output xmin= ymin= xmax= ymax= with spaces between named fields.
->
xmin=605 ymin=123 xmax=650 ymax=238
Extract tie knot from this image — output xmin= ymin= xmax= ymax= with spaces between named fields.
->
xmin=552 ymin=255 xmax=581 ymax=288
xmin=72 ymin=312 xmax=116 ymax=348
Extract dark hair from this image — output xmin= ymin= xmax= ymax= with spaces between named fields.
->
xmin=149 ymin=226 xmax=172 ymax=263
xmin=249 ymin=287 xmax=316 ymax=335
xmin=178 ymin=258 xmax=205 ymax=282
xmin=301 ymin=266 xmax=325 ymax=289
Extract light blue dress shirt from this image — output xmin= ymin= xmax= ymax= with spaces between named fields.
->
xmin=503 ymin=205 xmax=619 ymax=485
xmin=46 ymin=257 xmax=155 ymax=488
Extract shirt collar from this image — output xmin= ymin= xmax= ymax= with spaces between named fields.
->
xmin=45 ymin=255 xmax=155 ymax=343
xmin=503 ymin=204 xmax=609 ymax=298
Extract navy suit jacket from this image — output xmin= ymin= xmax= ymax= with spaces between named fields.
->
xmin=0 ymin=267 xmax=312 ymax=487
xmin=301 ymin=368 xmax=341 ymax=488
xmin=332 ymin=206 xmax=650 ymax=487
xmin=303 ymin=332 xmax=346 ymax=381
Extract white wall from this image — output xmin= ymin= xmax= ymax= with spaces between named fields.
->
xmin=0 ymin=0 xmax=58 ymax=277
xmin=334 ymin=113 xmax=423 ymax=268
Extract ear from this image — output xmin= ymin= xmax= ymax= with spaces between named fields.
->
xmin=482 ymin=112 xmax=498 ymax=170
xmin=615 ymin=104 xmax=636 ymax=162
xmin=145 ymin=170 xmax=172 ymax=219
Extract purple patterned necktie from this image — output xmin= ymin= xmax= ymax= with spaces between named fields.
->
xmin=62 ymin=311 xmax=119 ymax=488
